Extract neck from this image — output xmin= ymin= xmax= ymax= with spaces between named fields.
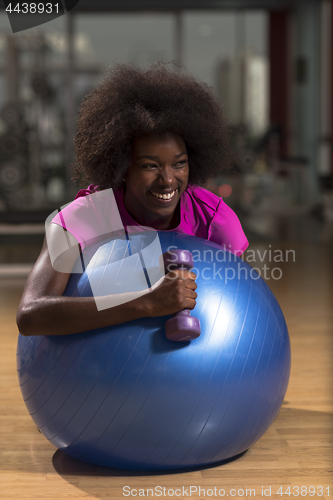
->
xmin=126 ymin=204 xmax=180 ymax=230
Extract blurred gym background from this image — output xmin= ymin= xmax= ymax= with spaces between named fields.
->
xmin=1 ymin=3 xmax=332 ymax=494
xmin=0 ymin=0 xmax=332 ymax=277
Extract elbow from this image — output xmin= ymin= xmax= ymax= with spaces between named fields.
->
xmin=16 ymin=306 xmax=37 ymax=336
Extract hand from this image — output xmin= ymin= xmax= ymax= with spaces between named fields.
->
xmin=145 ymin=269 xmax=197 ymax=318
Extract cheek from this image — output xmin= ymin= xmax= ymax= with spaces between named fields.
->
xmin=181 ymin=170 xmax=189 ymax=186
xmin=129 ymin=174 xmax=152 ymax=195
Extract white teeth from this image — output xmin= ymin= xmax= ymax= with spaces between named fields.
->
xmin=151 ymin=189 xmax=177 ymax=200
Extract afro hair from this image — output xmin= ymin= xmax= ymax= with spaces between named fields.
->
xmin=72 ymin=63 xmax=232 ymax=190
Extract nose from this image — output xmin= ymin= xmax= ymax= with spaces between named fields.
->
xmin=159 ymin=166 xmax=174 ymax=186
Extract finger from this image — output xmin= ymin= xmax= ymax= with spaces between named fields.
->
xmin=186 ymin=289 xmax=197 ymax=299
xmin=169 ymin=269 xmax=196 ymax=279
xmin=165 ymin=270 xmax=191 ymax=282
xmin=184 ymin=279 xmax=197 ymax=290
xmin=183 ymin=298 xmax=196 ymax=310
xmin=179 ymin=270 xmax=196 ymax=280
xmin=165 ymin=270 xmax=180 ymax=280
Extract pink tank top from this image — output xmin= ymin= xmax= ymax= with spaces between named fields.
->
xmin=52 ymin=184 xmax=248 ymax=256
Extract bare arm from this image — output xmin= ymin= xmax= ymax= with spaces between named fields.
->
xmin=16 ymin=224 xmax=197 ymax=336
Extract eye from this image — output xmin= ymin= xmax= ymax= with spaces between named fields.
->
xmin=174 ymin=159 xmax=188 ymax=168
xmin=141 ymin=163 xmax=157 ymax=169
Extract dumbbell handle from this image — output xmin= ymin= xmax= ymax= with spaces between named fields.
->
xmin=162 ymin=250 xmax=201 ymax=342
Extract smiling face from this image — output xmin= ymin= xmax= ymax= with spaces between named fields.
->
xmin=123 ymin=132 xmax=189 ymax=230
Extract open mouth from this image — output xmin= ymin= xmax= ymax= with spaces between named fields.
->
xmin=150 ymin=189 xmax=178 ymax=201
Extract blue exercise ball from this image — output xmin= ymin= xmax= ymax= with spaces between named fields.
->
xmin=17 ymin=231 xmax=291 ymax=471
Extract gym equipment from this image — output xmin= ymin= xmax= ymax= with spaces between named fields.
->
xmin=163 ymin=249 xmax=201 ymax=342
xmin=17 ymin=231 xmax=291 ymax=471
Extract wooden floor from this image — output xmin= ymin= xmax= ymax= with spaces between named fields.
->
xmin=0 ymin=241 xmax=332 ymax=500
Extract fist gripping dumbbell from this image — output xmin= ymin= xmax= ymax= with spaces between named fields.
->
xmin=162 ymin=249 xmax=201 ymax=342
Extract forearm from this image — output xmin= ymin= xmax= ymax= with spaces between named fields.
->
xmin=17 ymin=293 xmax=152 ymax=337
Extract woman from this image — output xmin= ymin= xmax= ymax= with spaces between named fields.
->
xmin=17 ymin=64 xmax=248 ymax=337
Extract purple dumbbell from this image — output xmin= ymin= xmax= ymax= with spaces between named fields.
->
xmin=162 ymin=249 xmax=201 ymax=342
